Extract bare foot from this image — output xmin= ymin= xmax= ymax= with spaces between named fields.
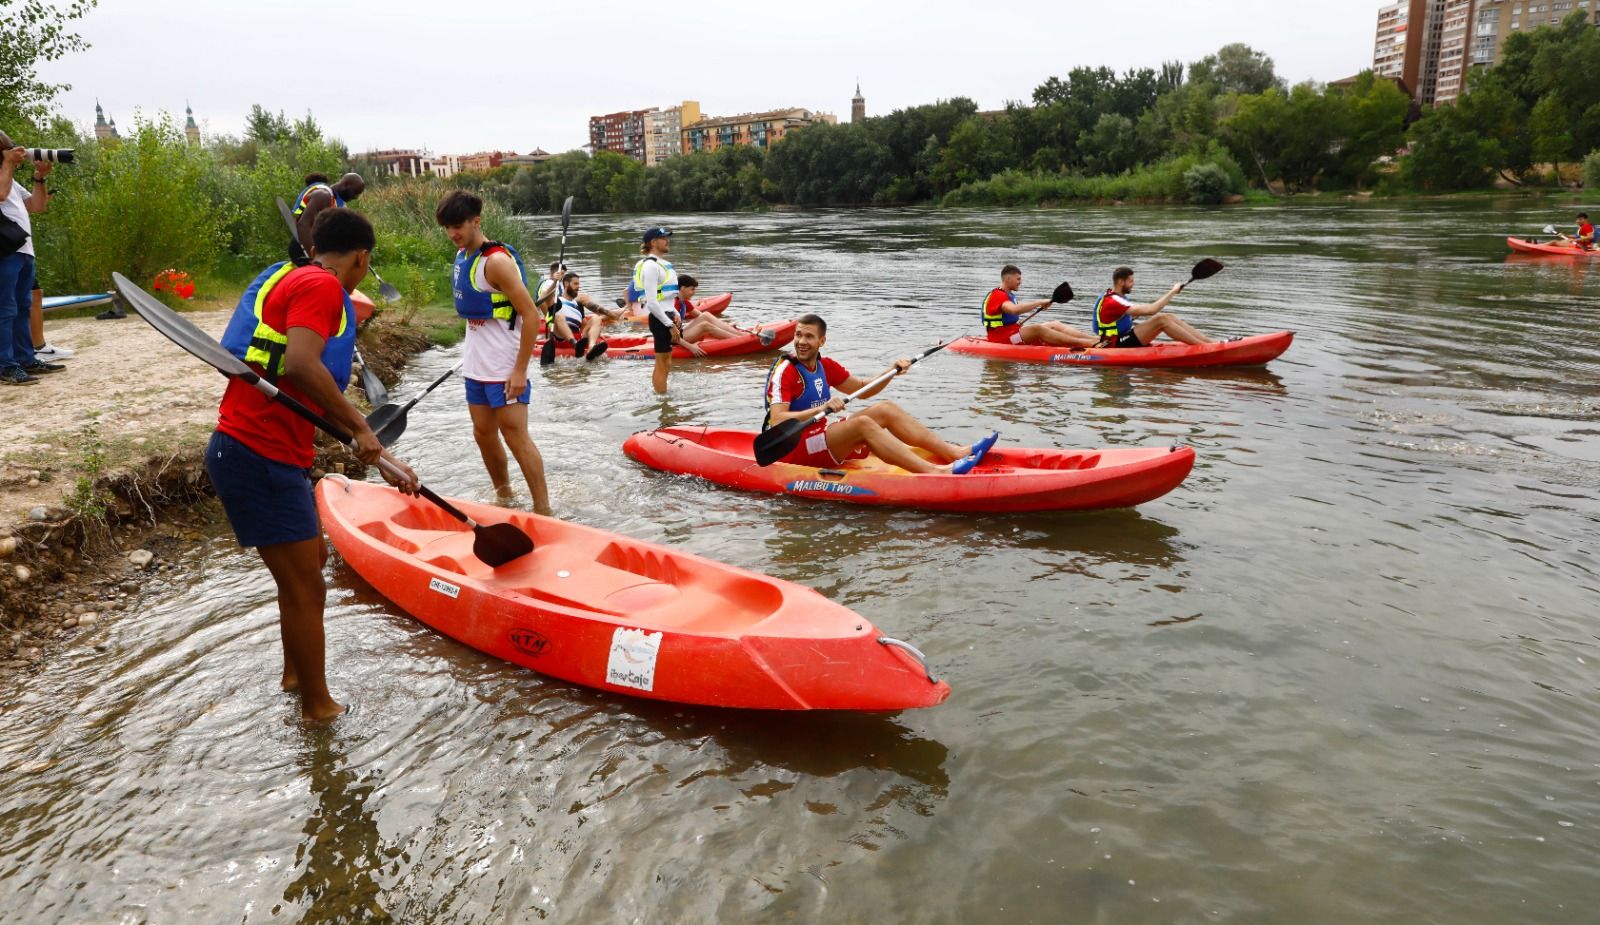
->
xmin=301 ymin=697 xmax=347 ymax=723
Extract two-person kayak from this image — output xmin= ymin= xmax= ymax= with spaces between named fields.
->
xmin=624 ymin=426 xmax=1196 ymax=513
xmin=1505 ymin=237 xmax=1600 ymax=258
xmin=948 ymin=330 xmax=1294 ymax=368
xmin=318 ymin=478 xmax=950 ymax=711
xmin=539 ymin=319 xmax=797 ymax=360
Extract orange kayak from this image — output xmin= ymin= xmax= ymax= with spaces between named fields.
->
xmin=624 ymin=427 xmax=1196 ymax=512
xmin=1505 ymin=237 xmax=1600 ymax=257
xmin=317 ymin=478 xmax=950 ymax=711
xmin=539 ymin=319 xmax=796 ymax=360
xmin=352 ymin=290 xmax=377 ymax=325
xmin=948 ymin=331 xmax=1293 ymax=368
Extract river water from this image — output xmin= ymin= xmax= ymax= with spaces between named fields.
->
xmin=3 ymin=202 xmax=1598 ymax=923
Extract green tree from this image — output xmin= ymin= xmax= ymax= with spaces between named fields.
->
xmin=0 ymin=0 xmax=95 ymax=129
xmin=1077 ymin=113 xmax=1144 ymax=175
xmin=1190 ymin=43 xmax=1283 ymax=95
xmin=1529 ymin=92 xmax=1575 ymax=178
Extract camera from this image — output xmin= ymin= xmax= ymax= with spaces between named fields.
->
xmin=25 ymin=148 xmax=74 ymax=164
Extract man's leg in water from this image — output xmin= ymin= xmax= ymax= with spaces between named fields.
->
xmin=469 ymin=402 xmax=514 ymax=498
xmin=854 ymin=401 xmax=971 ymax=461
xmin=258 ymin=536 xmax=344 ymax=722
xmin=495 ymin=402 xmax=552 ymax=514
xmin=652 ymin=353 xmax=672 ymax=394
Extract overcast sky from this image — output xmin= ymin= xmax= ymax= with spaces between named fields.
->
xmin=37 ymin=0 xmax=1381 ymax=155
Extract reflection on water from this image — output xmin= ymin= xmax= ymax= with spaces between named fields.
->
xmin=3 ymin=202 xmax=1600 ymax=923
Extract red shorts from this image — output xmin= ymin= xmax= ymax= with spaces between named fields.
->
xmin=781 ymin=418 xmax=871 ymax=468
xmin=986 ymin=324 xmax=1022 ymax=344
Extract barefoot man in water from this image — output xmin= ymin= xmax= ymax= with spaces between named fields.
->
xmin=436 ymin=190 xmax=553 ymax=512
xmin=210 ymin=209 xmax=419 ymax=722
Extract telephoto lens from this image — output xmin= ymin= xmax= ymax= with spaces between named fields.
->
xmin=24 ymin=148 xmax=74 ymax=164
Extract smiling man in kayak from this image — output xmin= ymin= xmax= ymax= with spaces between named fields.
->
xmin=983 ymin=265 xmax=1098 ymax=347
xmin=764 ymin=314 xmax=997 ymax=474
xmin=436 ymin=190 xmax=552 ymax=514
xmin=211 ymin=208 xmax=419 ymax=723
xmin=1094 ymin=266 xmax=1215 ymax=348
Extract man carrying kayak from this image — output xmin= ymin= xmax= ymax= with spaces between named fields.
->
xmin=290 ymin=172 xmax=366 ymax=262
xmin=764 ymin=314 xmax=997 ymax=474
xmin=635 ymin=227 xmax=705 ymax=393
xmin=1094 ymin=266 xmax=1215 ymax=348
xmin=541 ymin=269 xmax=622 ymax=364
xmin=983 ymin=265 xmax=1098 ymax=348
xmin=211 ymin=208 xmax=419 ymax=722
xmin=435 ymin=190 xmax=553 ymax=513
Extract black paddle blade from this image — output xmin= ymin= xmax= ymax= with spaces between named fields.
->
xmin=1190 ymin=258 xmax=1225 ymax=282
xmin=367 ymin=403 xmax=405 ymax=447
xmin=112 ymin=273 xmax=253 ymax=378
xmin=614 ymin=297 xmax=627 ymax=308
xmin=473 ymin=522 xmax=536 ymax=567
xmin=561 ymin=195 xmax=574 ymax=227
xmin=753 ymin=420 xmax=807 ymax=467
xmin=1051 ymin=281 xmax=1074 ymax=303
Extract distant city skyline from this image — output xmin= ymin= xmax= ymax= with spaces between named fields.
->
xmin=37 ymin=0 xmax=1385 ymax=155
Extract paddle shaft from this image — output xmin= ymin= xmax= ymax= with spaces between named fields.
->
xmin=240 ymin=369 xmax=478 ymax=526
xmin=780 ymin=341 xmax=952 ymax=430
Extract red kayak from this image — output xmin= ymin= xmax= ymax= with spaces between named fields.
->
xmin=1505 ymin=237 xmax=1600 ymax=257
xmin=624 ymin=292 xmax=732 ymax=321
xmin=317 ymin=478 xmax=950 ymax=711
xmin=624 ymin=426 xmax=1196 ymax=513
xmin=948 ymin=331 xmax=1293 ymax=368
xmin=540 ymin=319 xmax=796 ymax=360
xmin=352 ymin=290 xmax=377 ymax=325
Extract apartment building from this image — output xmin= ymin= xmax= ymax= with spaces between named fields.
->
xmin=682 ymin=108 xmax=837 ymax=155
xmin=1469 ymin=0 xmax=1600 ymax=67
xmin=589 ymin=109 xmax=653 ymax=160
xmin=1433 ymin=0 xmax=1478 ymax=104
xmin=646 ymin=102 xmax=701 ymax=166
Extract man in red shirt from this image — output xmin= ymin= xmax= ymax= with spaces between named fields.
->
xmin=208 ymin=209 xmax=418 ymax=723
xmin=982 ymin=265 xmax=1097 ymax=347
xmin=764 ymin=314 xmax=998 ymax=474
xmin=1093 ymin=266 xmax=1214 ymax=348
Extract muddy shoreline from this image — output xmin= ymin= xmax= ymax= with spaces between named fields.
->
xmin=0 ymin=314 xmax=443 ymax=668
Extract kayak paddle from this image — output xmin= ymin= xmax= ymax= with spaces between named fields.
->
xmin=368 ymin=266 xmax=402 ymax=303
xmin=556 ymin=195 xmax=575 ymax=272
xmin=1177 ymin=258 xmax=1225 ymax=292
xmin=276 ymin=196 xmax=390 ymax=405
xmin=367 ymin=362 xmax=463 ymax=447
xmin=112 ymin=273 xmax=535 ymax=567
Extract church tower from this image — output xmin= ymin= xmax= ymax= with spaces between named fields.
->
xmin=94 ymin=100 xmax=114 ymax=142
xmin=185 ymin=102 xmax=200 ymax=145
xmin=851 ymin=82 xmax=865 ymax=124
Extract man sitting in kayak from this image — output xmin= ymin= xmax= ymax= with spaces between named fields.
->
xmin=1575 ymin=213 xmax=1596 ymax=250
xmin=676 ymin=274 xmax=755 ymax=343
xmin=1094 ymin=266 xmax=1215 ymax=347
xmin=765 ymin=314 xmax=998 ymax=474
xmin=984 ymin=265 xmax=1098 ymax=347
xmin=541 ymin=270 xmax=622 ymax=363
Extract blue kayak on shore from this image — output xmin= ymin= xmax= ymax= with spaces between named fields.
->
xmin=42 ymin=293 xmax=113 ymax=311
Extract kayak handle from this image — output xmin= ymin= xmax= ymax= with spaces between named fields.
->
xmin=324 ymin=473 xmax=352 ymax=491
xmin=878 ymin=636 xmax=939 ymax=684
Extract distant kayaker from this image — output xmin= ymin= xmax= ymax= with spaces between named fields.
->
xmin=435 ymin=190 xmax=553 ymax=513
xmin=635 ymin=227 xmax=705 ymax=393
xmin=1575 ymin=213 xmax=1596 ymax=250
xmin=983 ymin=265 xmax=1098 ymax=347
xmin=1094 ymin=267 xmax=1215 ymax=348
xmin=209 ymin=208 xmax=419 ymax=723
xmin=764 ymin=314 xmax=997 ymax=474
xmin=290 ymin=172 xmax=366 ymax=263
xmin=541 ymin=270 xmax=621 ymax=364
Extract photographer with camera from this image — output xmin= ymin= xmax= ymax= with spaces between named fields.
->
xmin=0 ymin=130 xmax=65 ymax=386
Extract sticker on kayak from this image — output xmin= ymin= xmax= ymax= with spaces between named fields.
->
xmin=509 ymin=628 xmax=551 ymax=658
xmin=1050 ymin=352 xmax=1101 ymax=363
xmin=429 ymin=577 xmax=461 ymax=599
xmin=786 ymin=479 xmax=878 ymax=497
xmin=606 ymin=628 xmax=662 ymax=691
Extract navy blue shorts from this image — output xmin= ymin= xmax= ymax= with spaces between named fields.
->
xmin=205 ymin=431 xmax=319 ymax=548
xmin=465 ymin=377 xmax=532 ymax=407
xmin=648 ymin=314 xmax=675 ymax=354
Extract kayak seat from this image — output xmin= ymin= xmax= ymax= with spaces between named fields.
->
xmin=988 ymin=450 xmax=1102 ymax=471
xmin=357 ymin=520 xmax=423 ymax=555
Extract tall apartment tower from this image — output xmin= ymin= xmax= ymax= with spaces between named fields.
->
xmin=1432 ymin=0 xmax=1476 ymax=105
xmin=852 ymin=82 xmax=865 ymax=123
xmin=1373 ymin=0 xmax=1446 ymax=103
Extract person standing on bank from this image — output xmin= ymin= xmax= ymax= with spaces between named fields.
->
xmin=0 ymin=133 xmax=65 ymax=384
xmin=635 ymin=227 xmax=704 ymax=394
xmin=435 ymin=190 xmax=552 ymax=513
xmin=210 ymin=208 xmax=419 ymax=723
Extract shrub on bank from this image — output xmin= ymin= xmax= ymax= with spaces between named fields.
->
xmin=940 ymin=145 xmax=1246 ymax=207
